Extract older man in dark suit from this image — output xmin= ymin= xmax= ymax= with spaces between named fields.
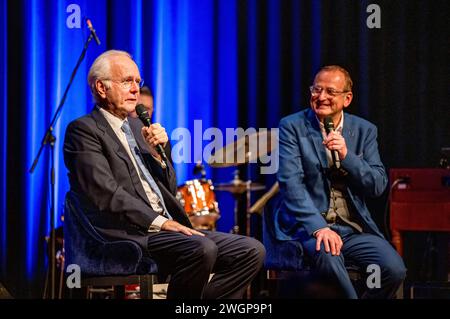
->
xmin=63 ymin=50 xmax=265 ymax=299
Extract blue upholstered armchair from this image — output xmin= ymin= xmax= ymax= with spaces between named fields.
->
xmin=63 ymin=191 xmax=158 ymax=298
xmin=262 ymin=191 xmax=307 ymax=272
xmin=260 ymin=183 xmax=361 ymax=298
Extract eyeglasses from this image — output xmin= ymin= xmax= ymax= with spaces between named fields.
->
xmin=106 ymin=78 xmax=144 ymax=90
xmin=309 ymin=85 xmax=349 ymax=97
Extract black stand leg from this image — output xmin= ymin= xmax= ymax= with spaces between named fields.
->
xmin=29 ymin=32 xmax=96 ymax=299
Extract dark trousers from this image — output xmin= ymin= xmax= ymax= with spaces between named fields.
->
xmin=300 ymin=224 xmax=406 ymax=299
xmin=146 ymin=230 xmax=266 ymax=299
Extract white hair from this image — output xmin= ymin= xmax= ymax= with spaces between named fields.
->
xmin=87 ymin=50 xmax=133 ymax=103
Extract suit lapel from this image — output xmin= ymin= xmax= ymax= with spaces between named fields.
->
xmin=342 ymin=114 xmax=356 ymax=154
xmin=91 ymin=107 xmax=131 ymax=164
xmin=91 ymin=107 xmax=151 ymax=206
xmin=305 ymin=109 xmax=328 ymax=169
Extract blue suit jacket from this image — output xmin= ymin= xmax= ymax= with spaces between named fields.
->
xmin=274 ymin=108 xmax=387 ymax=241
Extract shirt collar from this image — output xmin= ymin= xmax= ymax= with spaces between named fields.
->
xmin=317 ymin=112 xmax=344 ymax=133
xmin=98 ymin=107 xmax=127 ymax=131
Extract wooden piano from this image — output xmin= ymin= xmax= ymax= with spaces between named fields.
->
xmin=389 ymin=168 xmax=450 ymax=256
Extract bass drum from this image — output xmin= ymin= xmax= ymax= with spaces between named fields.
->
xmin=176 ymin=179 xmax=220 ymax=230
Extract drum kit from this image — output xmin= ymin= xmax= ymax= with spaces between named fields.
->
xmin=176 ymin=131 xmax=277 ymax=234
xmin=176 ymin=178 xmax=220 ymax=230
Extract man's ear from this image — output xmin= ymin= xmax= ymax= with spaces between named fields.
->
xmin=96 ymin=80 xmax=107 ymax=99
xmin=343 ymin=92 xmax=353 ymax=108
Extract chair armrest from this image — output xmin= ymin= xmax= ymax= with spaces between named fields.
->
xmin=75 ymin=239 xmax=143 ymax=276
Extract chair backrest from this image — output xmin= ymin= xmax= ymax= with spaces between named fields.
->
xmin=64 ymin=191 xmax=157 ymax=276
xmin=261 ymin=189 xmax=306 ymax=271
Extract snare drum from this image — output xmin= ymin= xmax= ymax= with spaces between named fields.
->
xmin=176 ymin=179 xmax=220 ymax=230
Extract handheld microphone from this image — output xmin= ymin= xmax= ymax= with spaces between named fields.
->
xmin=324 ymin=116 xmax=341 ymax=169
xmin=135 ymin=104 xmax=168 ymax=164
xmin=86 ymin=19 xmax=101 ymax=45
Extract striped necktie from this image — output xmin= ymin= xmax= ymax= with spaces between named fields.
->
xmin=121 ymin=121 xmax=172 ymax=219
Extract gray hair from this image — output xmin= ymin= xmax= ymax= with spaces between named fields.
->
xmin=87 ymin=50 xmax=133 ymax=103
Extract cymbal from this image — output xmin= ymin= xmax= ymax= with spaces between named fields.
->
xmin=214 ymin=180 xmax=266 ymax=194
xmin=207 ymin=130 xmax=277 ymax=167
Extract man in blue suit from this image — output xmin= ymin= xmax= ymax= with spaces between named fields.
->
xmin=274 ymin=65 xmax=406 ymax=298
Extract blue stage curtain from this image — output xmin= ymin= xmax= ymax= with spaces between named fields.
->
xmin=0 ymin=0 xmax=242 ymax=297
xmin=1 ymin=0 xmax=448 ymax=297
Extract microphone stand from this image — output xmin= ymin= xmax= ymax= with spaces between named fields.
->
xmin=29 ymin=32 xmax=95 ymax=299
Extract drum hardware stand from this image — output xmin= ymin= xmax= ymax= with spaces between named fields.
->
xmin=230 ymin=153 xmax=254 ymax=236
xmin=206 ymin=131 xmax=277 ymax=299
xmin=231 ymin=170 xmax=241 ymax=234
xmin=214 ymin=162 xmax=265 ymax=235
xmin=245 ymin=152 xmax=253 ymax=238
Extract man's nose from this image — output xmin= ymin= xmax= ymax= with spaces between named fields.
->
xmin=130 ymin=81 xmax=139 ymax=92
xmin=317 ymin=90 xmax=328 ymax=100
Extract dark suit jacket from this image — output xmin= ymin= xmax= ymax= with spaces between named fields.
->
xmin=274 ymin=108 xmax=387 ymax=241
xmin=63 ymin=106 xmax=192 ymax=248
